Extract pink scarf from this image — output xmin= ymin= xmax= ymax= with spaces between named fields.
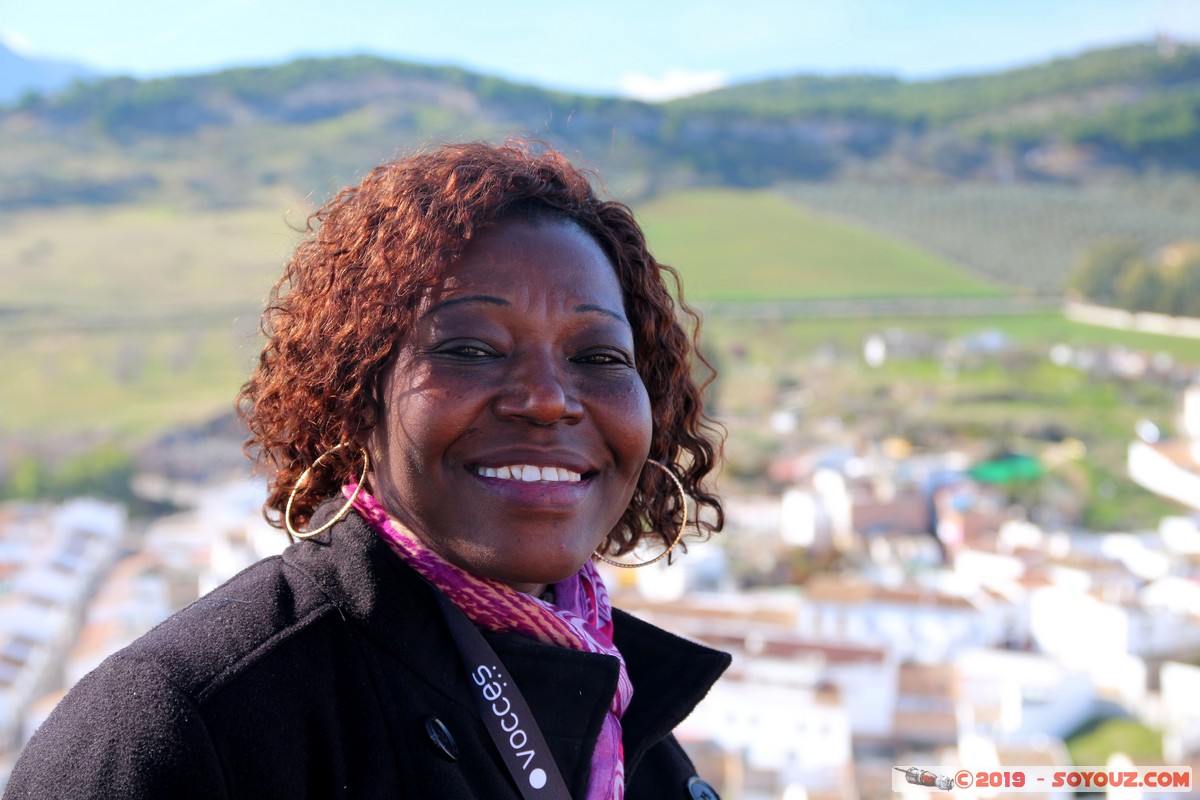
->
xmin=345 ymin=484 xmax=632 ymax=800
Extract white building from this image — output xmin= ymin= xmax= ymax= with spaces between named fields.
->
xmin=0 ymin=499 xmax=126 ymax=760
xmin=1030 ymin=585 xmax=1200 ymax=663
xmin=1128 ymin=383 xmax=1200 ymax=512
xmin=797 ymin=577 xmax=1011 ymax=663
xmin=679 ymin=678 xmax=853 ymax=798
xmin=956 ymin=648 xmax=1099 ymax=743
xmin=1160 ymin=661 xmax=1200 ymax=762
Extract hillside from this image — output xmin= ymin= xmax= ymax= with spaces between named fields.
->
xmin=671 ymin=40 xmax=1200 ymax=166
xmin=0 ymin=56 xmax=660 ymax=211
xmin=1 ymin=41 xmax=1197 ymax=298
xmin=2 ymin=40 xmax=1199 ymax=216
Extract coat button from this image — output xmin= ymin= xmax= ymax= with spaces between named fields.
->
xmin=424 ymin=716 xmax=459 ymax=761
xmin=686 ymin=776 xmax=720 ymax=800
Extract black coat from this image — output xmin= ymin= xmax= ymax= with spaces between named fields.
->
xmin=4 ymin=504 xmax=730 ymax=799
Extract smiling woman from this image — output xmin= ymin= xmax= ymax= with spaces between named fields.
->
xmin=371 ymin=220 xmax=654 ymax=594
xmin=6 ymin=141 xmax=729 ymax=800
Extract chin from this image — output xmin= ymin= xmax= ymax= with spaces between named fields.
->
xmin=490 ymin=553 xmax=593 ymax=593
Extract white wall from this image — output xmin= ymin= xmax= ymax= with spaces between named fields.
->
xmin=679 ymin=679 xmax=851 ymax=792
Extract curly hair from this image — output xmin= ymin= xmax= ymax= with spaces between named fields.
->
xmin=238 ymin=140 xmax=723 ymax=557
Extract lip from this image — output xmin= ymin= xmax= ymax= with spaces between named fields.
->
xmin=463 ymin=449 xmax=598 ymax=512
xmin=468 ymin=469 xmax=593 ymax=512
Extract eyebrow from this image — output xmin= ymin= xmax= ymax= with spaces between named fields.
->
xmin=575 ymin=303 xmax=630 ymax=326
xmin=421 ymin=295 xmax=509 ymax=319
xmin=422 ymin=295 xmax=630 ymax=327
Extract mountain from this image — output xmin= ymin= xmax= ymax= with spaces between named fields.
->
xmin=1 ymin=40 xmax=1198 ymax=213
xmin=0 ymin=40 xmax=96 ymax=103
xmin=669 ymin=39 xmax=1200 ymax=168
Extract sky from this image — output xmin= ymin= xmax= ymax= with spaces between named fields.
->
xmin=4 ymin=0 xmax=1199 ymax=100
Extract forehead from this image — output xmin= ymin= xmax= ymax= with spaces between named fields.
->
xmin=428 ymin=218 xmax=624 ymax=308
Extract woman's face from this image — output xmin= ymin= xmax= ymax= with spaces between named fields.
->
xmin=370 ymin=218 xmax=653 ymax=594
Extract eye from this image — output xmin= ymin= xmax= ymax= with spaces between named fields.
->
xmin=434 ymin=342 xmax=499 ymax=360
xmin=574 ymin=349 xmax=633 ymax=367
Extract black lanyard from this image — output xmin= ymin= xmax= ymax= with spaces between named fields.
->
xmin=431 ymin=589 xmax=575 ymax=800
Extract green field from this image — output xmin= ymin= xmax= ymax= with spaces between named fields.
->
xmin=635 ymin=189 xmax=1004 ymax=300
xmin=3 ymin=188 xmax=1199 ymax=441
xmin=784 ymin=178 xmax=1200 ymax=292
xmin=0 ymin=203 xmax=305 ymax=312
xmin=0 ymin=326 xmax=257 ymax=435
xmin=0 ymin=203 xmax=305 ymax=437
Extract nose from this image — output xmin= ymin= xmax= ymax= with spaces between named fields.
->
xmin=493 ymin=350 xmax=584 ymax=425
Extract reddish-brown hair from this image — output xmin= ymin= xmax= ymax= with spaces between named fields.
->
xmin=238 ymin=140 xmax=723 ymax=556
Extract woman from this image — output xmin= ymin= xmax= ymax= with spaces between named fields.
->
xmin=5 ymin=141 xmax=728 ymax=799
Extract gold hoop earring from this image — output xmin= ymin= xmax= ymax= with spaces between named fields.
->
xmin=594 ymin=458 xmax=688 ymax=569
xmin=284 ymin=444 xmax=370 ymax=540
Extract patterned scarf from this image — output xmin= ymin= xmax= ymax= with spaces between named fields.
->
xmin=345 ymin=484 xmax=632 ymax=800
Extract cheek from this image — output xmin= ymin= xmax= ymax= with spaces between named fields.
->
xmin=597 ymin=378 xmax=653 ymax=462
xmin=384 ymin=397 xmax=477 ymax=469
xmin=382 ymin=362 xmax=500 ymax=463
xmin=376 ymin=363 xmax=458 ymax=471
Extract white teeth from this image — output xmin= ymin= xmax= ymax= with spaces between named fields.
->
xmin=474 ymin=464 xmax=583 ymax=482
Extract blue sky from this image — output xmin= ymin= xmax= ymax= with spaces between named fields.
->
xmin=4 ymin=0 xmax=1198 ymax=99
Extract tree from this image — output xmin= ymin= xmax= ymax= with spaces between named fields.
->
xmin=1115 ymin=259 xmax=1165 ymax=312
xmin=1069 ymin=239 xmax=1143 ymax=305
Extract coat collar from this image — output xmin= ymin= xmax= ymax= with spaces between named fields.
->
xmin=612 ymin=607 xmax=730 ymax=776
xmin=283 ymin=502 xmax=730 ymax=785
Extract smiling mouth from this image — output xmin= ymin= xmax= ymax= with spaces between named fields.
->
xmin=473 ymin=464 xmax=583 ymax=483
